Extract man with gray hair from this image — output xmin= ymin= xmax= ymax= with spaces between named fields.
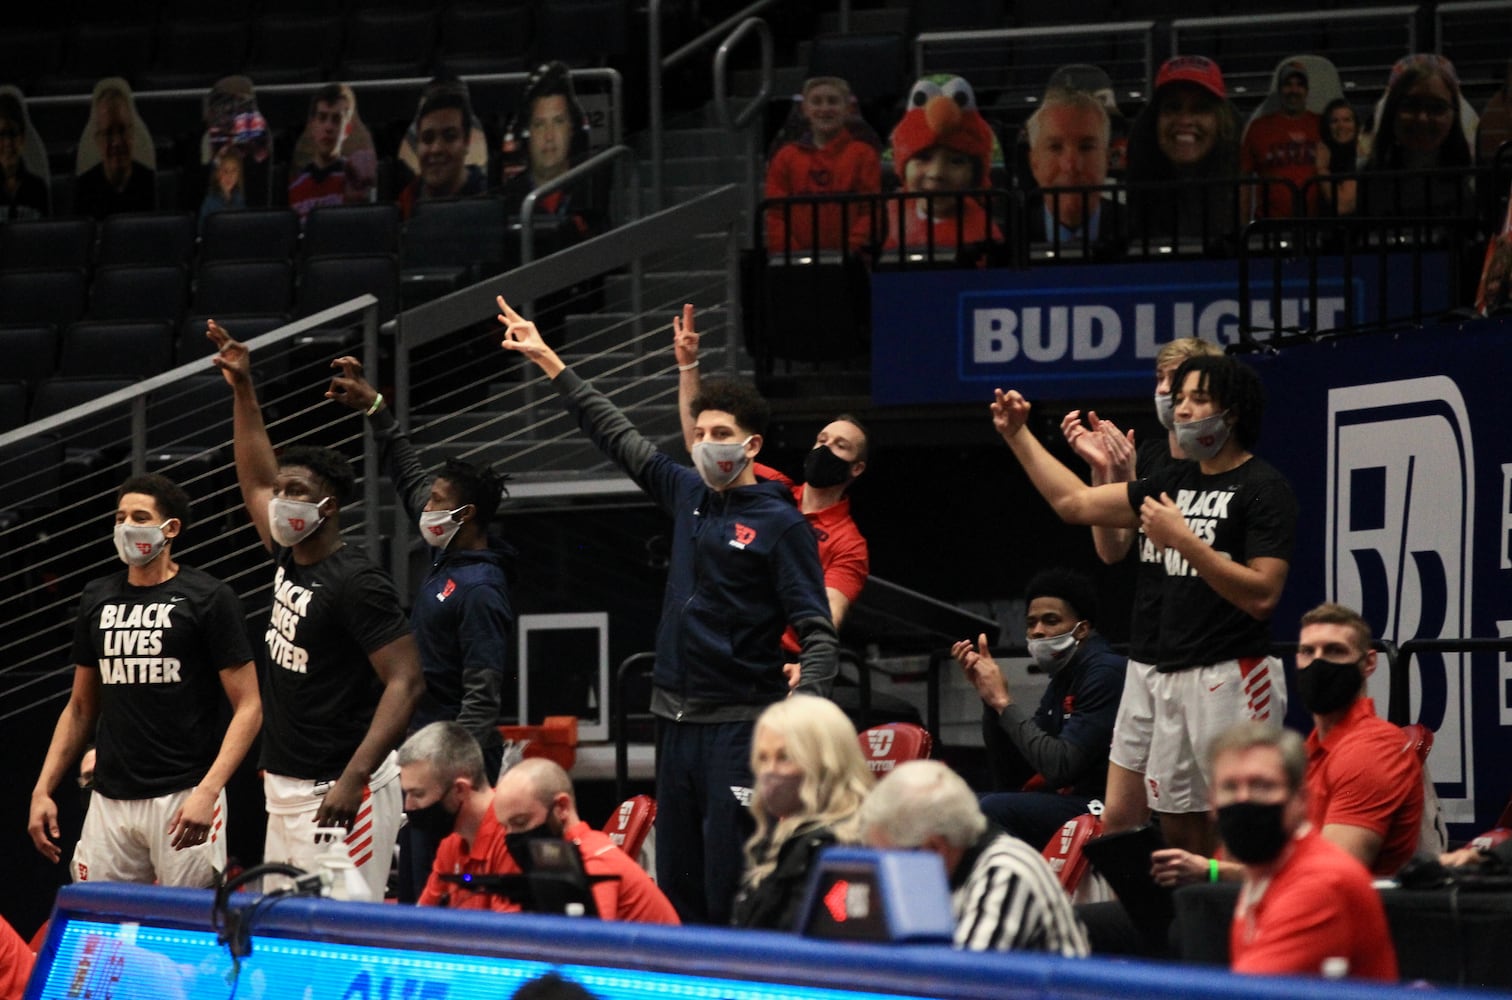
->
xmin=1207 ymin=721 xmax=1396 ymax=979
xmin=1025 ymin=88 xmax=1121 ymax=251
xmin=398 ymin=721 xmax=503 ymax=909
xmin=857 ymin=760 xmax=1088 ymax=955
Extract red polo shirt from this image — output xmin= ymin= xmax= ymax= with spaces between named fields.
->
xmin=1305 ymin=697 xmax=1423 ymax=875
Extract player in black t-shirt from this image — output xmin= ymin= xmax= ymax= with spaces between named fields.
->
xmin=28 ymin=474 xmax=262 ymax=886
xmin=210 ymin=320 xmax=423 ymax=899
xmin=1056 ymin=337 xmax=1222 ymax=839
xmin=993 ymin=355 xmax=1296 ymax=854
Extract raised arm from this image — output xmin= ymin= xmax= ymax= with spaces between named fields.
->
xmin=993 ymin=390 xmax=1138 ymax=528
xmin=499 ymin=295 xmax=661 ymax=490
xmin=1061 ymin=409 xmax=1139 ymax=563
xmin=316 ymin=634 xmax=424 ymax=830
xmin=208 ymin=320 xmax=276 ymax=551
xmin=28 ymin=668 xmax=100 ymax=862
xmin=673 ymin=304 xmax=699 ymax=452
xmin=327 ymin=356 xmax=431 ymax=521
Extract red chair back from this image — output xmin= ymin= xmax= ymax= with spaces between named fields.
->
xmin=857 ymin=723 xmax=933 ymax=774
xmin=1041 ymin=813 xmax=1103 ymax=893
xmin=1399 ymin=722 xmax=1434 ymax=764
xmin=602 ymin=794 xmax=656 ymax=861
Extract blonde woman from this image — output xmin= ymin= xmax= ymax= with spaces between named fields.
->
xmin=731 ymin=695 xmax=873 ymax=931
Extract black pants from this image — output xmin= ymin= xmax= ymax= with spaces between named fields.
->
xmin=654 ymin=718 xmax=756 ymax=925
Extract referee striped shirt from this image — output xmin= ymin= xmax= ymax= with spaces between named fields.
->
xmin=951 ymin=832 xmax=1090 ymax=956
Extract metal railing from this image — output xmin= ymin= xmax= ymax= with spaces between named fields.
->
xmin=384 ymin=184 xmax=748 ymax=596
xmin=914 ymin=22 xmax=1157 ymax=99
xmin=712 ymin=17 xmax=774 ymax=218
xmin=0 ymin=296 xmax=382 ymax=722
xmin=25 ymin=69 xmax=625 ymax=149
xmin=1171 ymin=6 xmax=1418 ymax=77
xmin=519 ymin=145 xmax=641 ymax=266
xmin=647 ymin=0 xmax=778 ymax=211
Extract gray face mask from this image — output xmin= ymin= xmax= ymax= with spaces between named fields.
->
xmin=1174 ymin=412 xmax=1230 ymax=461
xmin=1026 ymin=625 xmax=1083 ymax=674
xmin=692 ymin=436 xmax=753 ymax=489
xmin=268 ymin=496 xmax=329 ymax=547
xmin=114 ymin=520 xmax=170 ymax=567
xmin=1154 ymin=392 xmax=1175 ymax=430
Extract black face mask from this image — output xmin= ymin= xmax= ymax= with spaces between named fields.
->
xmin=1216 ymin=800 xmax=1291 ymax=864
xmin=1297 ymin=657 xmax=1364 ymax=715
xmin=405 ymin=797 xmax=457 ymax=842
xmin=505 ymin=820 xmax=559 ymax=870
xmin=802 ymin=445 xmax=853 ymax=489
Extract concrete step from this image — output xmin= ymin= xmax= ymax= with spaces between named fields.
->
xmin=817 ymin=7 xmax=911 ymax=34
xmin=732 ymin=65 xmax=809 ymax=100
xmin=603 ymin=270 xmax=727 ymax=312
xmin=661 ymin=154 xmax=746 ymax=188
xmin=641 ymin=231 xmax=729 ymax=271
xmin=635 ymin=127 xmax=733 ymax=158
xmin=640 ymin=183 xmax=729 ymax=208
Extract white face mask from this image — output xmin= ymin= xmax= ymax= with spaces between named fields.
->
xmin=692 ymin=436 xmax=753 ymax=489
xmin=419 ymin=506 xmax=468 ymax=549
xmin=1174 ymin=412 xmax=1231 ymax=461
xmin=1154 ymin=392 xmax=1175 ymax=430
xmin=268 ymin=496 xmax=329 ymax=547
xmin=1026 ymin=624 xmax=1083 ymax=674
xmin=114 ymin=520 xmax=171 ymax=567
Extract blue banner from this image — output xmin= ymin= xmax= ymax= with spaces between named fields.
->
xmin=1254 ymin=316 xmax=1512 ymax=835
xmin=871 ymin=255 xmax=1450 ymax=405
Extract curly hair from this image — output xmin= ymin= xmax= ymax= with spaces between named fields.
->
xmin=435 ymin=457 xmax=508 ymax=522
xmin=1170 ymin=354 xmax=1265 ymax=450
xmin=278 ymin=445 xmax=356 ymax=506
xmin=690 ymin=377 xmax=771 ymax=437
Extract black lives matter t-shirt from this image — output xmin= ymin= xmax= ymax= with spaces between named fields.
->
xmin=1128 ymin=454 xmax=1297 ymax=672
xmin=258 ymin=545 xmax=410 ymax=780
xmin=72 ymin=565 xmax=252 ymax=800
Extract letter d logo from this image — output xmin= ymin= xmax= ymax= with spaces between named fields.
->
xmin=1327 ymin=377 xmax=1474 ymax=821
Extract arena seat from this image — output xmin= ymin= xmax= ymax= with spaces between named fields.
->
xmin=198 ymin=207 xmax=299 ymax=264
xmin=304 ymin=204 xmax=400 ymax=259
xmin=1 ymin=217 xmax=94 ymax=272
xmin=602 ymin=793 xmax=656 ymax=871
xmin=1040 ymin=812 xmax=1105 ymax=899
xmin=857 ymin=722 xmax=932 ymax=775
xmin=59 ymin=320 xmax=174 ymax=379
xmin=195 ymin=260 xmax=294 ymax=316
xmin=97 ymin=212 xmax=197 ymax=268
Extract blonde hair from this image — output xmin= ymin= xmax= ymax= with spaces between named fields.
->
xmin=1155 ymin=336 xmax=1222 ymax=372
xmin=742 ymin=696 xmax=873 ymax=889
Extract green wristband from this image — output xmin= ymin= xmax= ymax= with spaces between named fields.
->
xmin=1208 ymin=858 xmax=1220 ymax=883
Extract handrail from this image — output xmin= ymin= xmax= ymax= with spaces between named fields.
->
xmin=0 ymin=295 xmax=376 ymax=451
xmin=387 ymin=184 xmax=748 ymax=594
xmin=713 ymin=17 xmax=773 ymax=228
xmin=520 ymin=144 xmax=642 ymax=265
xmin=26 ymin=68 xmax=625 ymax=147
xmin=914 ymin=22 xmax=1157 ymax=87
xmin=647 ymin=0 xmax=779 ymax=211
xmin=1391 ymin=637 xmax=1512 ymax=728
xmin=0 ymin=294 xmax=385 ymax=562
xmin=613 ymin=651 xmax=657 ymax=803
xmin=1435 ymin=0 xmax=1512 ymax=58
xmin=1171 ymin=5 xmax=1418 ymax=59
xmin=713 ymin=19 xmax=773 ymax=133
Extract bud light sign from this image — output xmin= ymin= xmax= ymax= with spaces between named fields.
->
xmin=870 ymin=255 xmax=1449 ymax=405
